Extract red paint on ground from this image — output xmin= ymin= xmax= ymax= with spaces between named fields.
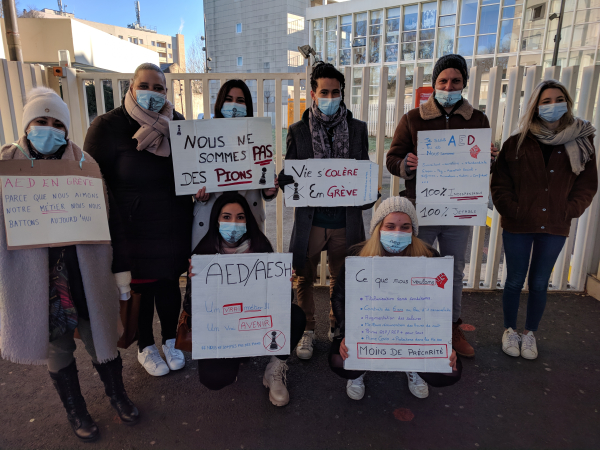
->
xmin=393 ymin=408 xmax=415 ymax=421
xmin=460 ymin=323 xmax=476 ymax=331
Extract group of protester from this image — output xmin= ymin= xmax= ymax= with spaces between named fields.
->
xmin=0 ymin=53 xmax=596 ymax=442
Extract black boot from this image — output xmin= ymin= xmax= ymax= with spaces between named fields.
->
xmin=49 ymin=360 xmax=100 ymax=442
xmin=93 ymin=354 xmax=140 ymax=425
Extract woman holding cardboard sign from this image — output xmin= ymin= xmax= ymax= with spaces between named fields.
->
xmin=186 ymin=192 xmax=305 ymax=406
xmin=0 ymin=87 xmax=139 ymax=441
xmin=85 ymin=63 xmax=193 ymax=377
xmin=329 ymin=197 xmax=460 ymax=401
xmin=192 ymin=79 xmax=278 ymax=249
xmin=491 ymin=79 xmax=597 ymax=360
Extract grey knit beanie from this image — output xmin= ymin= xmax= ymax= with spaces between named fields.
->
xmin=432 ymin=54 xmax=469 ymax=89
xmin=370 ymin=196 xmax=419 ymax=236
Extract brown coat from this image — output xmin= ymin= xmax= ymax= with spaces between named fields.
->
xmin=386 ymin=94 xmax=490 ymax=201
xmin=491 ymin=133 xmax=597 ymax=236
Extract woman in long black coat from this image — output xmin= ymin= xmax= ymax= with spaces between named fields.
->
xmin=84 ymin=63 xmax=193 ymax=377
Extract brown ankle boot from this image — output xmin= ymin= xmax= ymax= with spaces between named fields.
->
xmin=452 ymin=319 xmax=475 ymax=357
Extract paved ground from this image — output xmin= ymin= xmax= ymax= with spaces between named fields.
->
xmin=1 ymin=287 xmax=599 ymax=450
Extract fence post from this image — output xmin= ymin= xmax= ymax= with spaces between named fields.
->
xmin=61 ymin=67 xmax=85 ymax=148
xmin=375 ymin=66 xmax=388 ymax=211
xmin=412 ymin=66 xmax=424 ymax=109
xmin=390 ymin=65 xmax=406 ymax=197
xmin=0 ymin=59 xmax=19 ymax=145
xmin=520 ymin=66 xmax=543 ymax=119
xmin=361 ymin=67 xmax=369 ymax=122
xmin=544 ymin=66 xmax=560 ymax=81
xmin=275 ymin=77 xmax=283 ymax=253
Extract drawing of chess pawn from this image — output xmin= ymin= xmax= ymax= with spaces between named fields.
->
xmin=259 ymin=167 xmax=267 ymax=185
xmin=293 ymin=183 xmax=300 ymax=201
xmin=177 ymin=125 xmax=181 ymax=135
xmin=269 ymin=331 xmax=279 ymax=350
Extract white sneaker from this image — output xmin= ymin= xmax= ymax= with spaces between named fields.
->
xmin=502 ymin=328 xmax=521 ymax=357
xmin=346 ymin=374 xmax=365 ymax=400
xmin=296 ymin=331 xmax=314 ymax=360
xmin=521 ymin=332 xmax=538 ymax=360
xmin=406 ymin=372 xmax=429 ymax=398
xmin=162 ymin=338 xmax=186 ymax=370
xmin=138 ymin=344 xmax=170 ymax=376
xmin=263 ymin=356 xmax=289 ymax=406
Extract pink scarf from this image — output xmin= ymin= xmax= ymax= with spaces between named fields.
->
xmin=124 ymin=89 xmax=175 ymax=157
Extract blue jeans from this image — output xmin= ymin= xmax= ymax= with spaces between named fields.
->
xmin=502 ymin=231 xmax=567 ymax=332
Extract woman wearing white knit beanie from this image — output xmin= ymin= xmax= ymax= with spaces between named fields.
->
xmin=0 ymin=87 xmax=139 ymax=442
xmin=328 ymin=196 xmax=460 ymax=401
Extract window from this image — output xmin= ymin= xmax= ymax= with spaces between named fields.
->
xmin=369 ymin=10 xmax=383 ymax=63
xmin=151 ymin=41 xmax=156 ymax=46
xmin=168 ymin=44 xmax=172 ymax=49
xmin=352 ymin=67 xmax=362 ymax=105
xmin=236 ymin=23 xmax=242 ymax=33
xmin=369 ymin=66 xmax=380 ymax=104
xmin=385 ymin=8 xmax=400 ymax=62
xmin=168 ymin=53 xmax=172 ymax=59
xmin=133 ymin=38 xmax=138 ymax=44
xmin=532 ymin=4 xmax=544 ymax=19
xmin=457 ymin=0 xmax=477 ymax=57
xmin=326 ymin=17 xmax=337 ymax=65
xmin=339 ymin=15 xmax=352 ymax=65
xmin=499 ymin=0 xmax=523 ymax=53
xmin=139 ymin=39 xmax=143 ymax=45
xmin=264 ymin=62 xmax=270 ymax=69
xmin=419 ymin=2 xmax=437 ymax=59
xmin=118 ymin=35 xmax=123 ymax=39
xmin=128 ymin=37 xmax=133 ymax=42
xmin=571 ymin=0 xmax=600 ymax=48
xmin=437 ymin=0 xmax=457 ymax=57
xmin=477 ymin=3 xmax=500 ymax=55
xmin=237 ymin=56 xmax=243 ymax=66
xmin=353 ymin=12 xmax=367 ymax=64
xmin=313 ymin=19 xmax=323 ymax=61
xmin=401 ymin=5 xmax=418 ymax=61
xmin=522 ymin=0 xmax=546 ymax=51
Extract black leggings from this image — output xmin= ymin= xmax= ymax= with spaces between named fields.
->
xmin=328 ymin=337 xmax=462 ymax=388
xmin=135 ymin=279 xmax=183 ymax=350
xmin=198 ymin=304 xmax=306 ymax=390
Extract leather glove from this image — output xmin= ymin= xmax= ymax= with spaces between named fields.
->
xmin=114 ymin=271 xmax=132 ymax=300
xmin=278 ymin=170 xmax=295 ymax=191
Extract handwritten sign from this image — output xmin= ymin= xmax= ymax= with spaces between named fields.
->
xmin=284 ymin=159 xmax=379 ymax=207
xmin=343 ymin=256 xmax=453 ymax=373
xmin=0 ymin=160 xmax=110 ymax=250
xmin=169 ymin=117 xmax=275 ymax=195
xmin=191 ymin=253 xmax=292 ymax=359
xmin=416 ymin=128 xmax=492 ymax=225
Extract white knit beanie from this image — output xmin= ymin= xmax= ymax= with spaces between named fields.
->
xmin=22 ymin=87 xmax=71 ymax=135
xmin=370 ymin=196 xmax=419 ymax=236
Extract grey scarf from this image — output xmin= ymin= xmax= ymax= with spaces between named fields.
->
xmin=531 ymin=118 xmax=596 ymax=175
xmin=308 ymin=101 xmax=350 ymax=159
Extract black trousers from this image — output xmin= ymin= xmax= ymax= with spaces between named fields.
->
xmin=198 ymin=304 xmax=306 ymax=390
xmin=135 ymin=279 xmax=183 ymax=350
xmin=328 ymin=337 xmax=462 ymax=388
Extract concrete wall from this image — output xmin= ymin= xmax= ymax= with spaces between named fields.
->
xmin=204 ymin=0 xmax=310 ymax=74
xmin=0 ymin=18 xmax=158 ymax=72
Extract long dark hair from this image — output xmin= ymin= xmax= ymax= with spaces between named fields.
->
xmin=193 ymin=192 xmax=272 ymax=255
xmin=213 ymin=80 xmax=254 ymax=118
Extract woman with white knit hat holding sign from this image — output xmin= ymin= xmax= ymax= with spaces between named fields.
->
xmin=0 ymin=87 xmax=139 ymax=442
xmin=329 ymin=196 xmax=460 ymax=400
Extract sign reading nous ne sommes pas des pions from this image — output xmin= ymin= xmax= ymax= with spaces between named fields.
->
xmin=343 ymin=256 xmax=454 ymax=373
xmin=283 ymin=159 xmax=379 ymax=207
xmin=0 ymin=160 xmax=111 ymax=250
xmin=169 ymin=117 xmax=276 ymax=196
xmin=191 ymin=253 xmax=292 ymax=359
xmin=416 ymin=128 xmax=492 ymax=226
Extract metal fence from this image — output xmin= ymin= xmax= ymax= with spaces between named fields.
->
xmin=1 ymin=58 xmax=600 ymax=293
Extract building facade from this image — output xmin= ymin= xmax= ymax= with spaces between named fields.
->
xmin=307 ymin=0 xmax=600 ymax=110
xmin=204 ymin=0 xmax=310 ymax=73
xmin=38 ymin=8 xmax=185 ymax=70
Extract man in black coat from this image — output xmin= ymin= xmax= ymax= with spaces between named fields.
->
xmin=280 ymin=62 xmax=373 ymax=360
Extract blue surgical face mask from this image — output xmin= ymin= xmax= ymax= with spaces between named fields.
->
xmin=538 ymin=102 xmax=568 ymax=123
xmin=317 ymin=97 xmax=342 ymax=116
xmin=27 ymin=126 xmax=67 ymax=155
xmin=435 ymin=90 xmax=463 ymax=108
xmin=221 ymin=102 xmax=247 ymax=118
xmin=135 ymin=89 xmax=166 ymax=113
xmin=219 ymin=222 xmax=247 ymax=244
xmin=380 ymin=231 xmax=412 ymax=254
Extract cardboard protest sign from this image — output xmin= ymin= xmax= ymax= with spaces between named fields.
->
xmin=416 ymin=128 xmax=492 ymax=226
xmin=191 ymin=253 xmax=293 ymax=359
xmin=0 ymin=160 xmax=111 ymax=250
xmin=283 ymin=159 xmax=379 ymax=207
xmin=343 ymin=256 xmax=453 ymax=373
xmin=169 ymin=117 xmax=275 ymax=195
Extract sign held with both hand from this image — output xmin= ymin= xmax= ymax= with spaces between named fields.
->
xmin=343 ymin=256 xmax=454 ymax=373
xmin=416 ymin=128 xmax=492 ymax=226
xmin=283 ymin=159 xmax=379 ymax=207
xmin=169 ymin=117 xmax=275 ymax=195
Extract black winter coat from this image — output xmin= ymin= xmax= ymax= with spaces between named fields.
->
xmin=84 ymin=106 xmax=193 ymax=280
xmin=331 ymin=245 xmax=440 ymax=336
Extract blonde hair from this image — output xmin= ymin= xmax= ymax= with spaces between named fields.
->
xmin=515 ymin=79 xmax=574 ymax=152
xmin=352 ymin=222 xmax=434 ymax=258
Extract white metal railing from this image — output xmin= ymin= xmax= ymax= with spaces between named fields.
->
xmin=1 ymin=58 xmax=600 ymax=293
